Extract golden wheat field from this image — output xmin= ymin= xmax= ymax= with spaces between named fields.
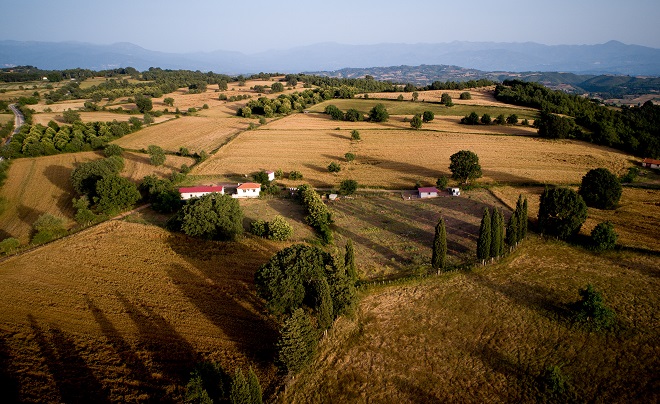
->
xmin=283 ymin=235 xmax=659 ymax=403
xmin=113 ymin=116 xmax=253 ymax=153
xmin=0 ymin=152 xmax=194 ymax=243
xmin=194 ymin=114 xmax=633 ymax=189
xmin=0 ymin=220 xmax=284 ymax=403
xmin=367 ymin=87 xmax=525 ymax=107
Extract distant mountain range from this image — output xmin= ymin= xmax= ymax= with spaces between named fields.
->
xmin=1 ymin=40 xmax=660 ymax=76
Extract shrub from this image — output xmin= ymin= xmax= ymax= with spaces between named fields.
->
xmin=339 ymin=179 xmax=358 ymax=195
xmin=436 ymin=176 xmax=448 ymax=189
xmin=459 ymin=92 xmax=472 ymax=100
xmin=591 ymin=221 xmax=617 ymax=251
xmin=103 ymin=144 xmax=123 ymax=157
xmin=369 ymin=104 xmax=389 ymax=122
xmin=267 ymin=216 xmax=293 ymax=241
xmin=538 ymin=187 xmax=587 ymax=240
xmin=147 ymin=145 xmax=166 ymax=166
xmin=0 ymin=237 xmax=20 ymax=255
xmin=289 ymin=170 xmax=303 ymax=180
xmin=422 ymin=110 xmax=435 ymax=122
xmin=572 ymin=284 xmax=615 ymax=331
xmin=621 ymin=166 xmax=639 ymax=183
xmin=344 ymin=152 xmax=355 ymax=162
xmin=506 ymin=114 xmax=519 ymax=124
xmin=250 ymin=220 xmax=268 ymax=237
xmin=95 ymin=175 xmax=141 ymax=215
xmin=32 ymin=214 xmax=67 ymax=244
xmin=324 ymin=105 xmax=344 ymax=120
xmin=344 ymin=109 xmax=363 ymax=122
xmin=460 ymin=112 xmax=480 ymax=125
xmin=481 ymin=113 xmax=492 ymax=125
xmin=351 ymin=130 xmax=361 ymax=141
xmin=328 ymin=162 xmax=341 ymax=173
xmin=173 ymin=194 xmax=243 ymax=241
xmin=410 ymin=114 xmax=423 ymax=129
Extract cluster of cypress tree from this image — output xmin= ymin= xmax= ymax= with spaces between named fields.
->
xmin=431 ymin=216 xmax=447 ymax=271
xmin=255 ymin=242 xmax=358 ymax=374
xmin=477 ymin=195 xmax=528 ymax=263
xmin=184 ymin=362 xmax=263 ymax=404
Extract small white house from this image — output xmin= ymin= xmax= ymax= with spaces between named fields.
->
xmin=642 ymin=158 xmax=660 ymax=169
xmin=449 ymin=187 xmax=461 ymax=196
xmin=178 ymin=185 xmax=224 ymax=200
xmin=234 ymin=182 xmax=261 ymax=198
xmin=266 ymin=171 xmax=276 ymax=181
xmin=418 ymin=187 xmax=439 ymax=199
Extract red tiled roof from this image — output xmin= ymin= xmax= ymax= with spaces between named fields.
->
xmin=237 ymin=182 xmax=261 ymax=190
xmin=418 ymin=187 xmax=439 ymax=193
xmin=643 ymin=158 xmax=660 ymax=165
xmin=178 ymin=185 xmax=224 ymax=193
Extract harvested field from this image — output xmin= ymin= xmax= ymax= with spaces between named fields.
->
xmin=113 ymin=116 xmax=252 ymax=153
xmin=0 ymin=220 xmax=283 ymax=402
xmin=284 ymin=235 xmax=660 ymax=403
xmin=31 ymin=100 xmax=87 ymax=113
xmin=0 ymin=113 xmax=13 ymax=126
xmin=31 ymin=111 xmax=173 ymax=126
xmin=367 ymin=87 xmax=523 ymax=107
xmin=194 ymin=118 xmax=632 ymax=189
xmin=0 ymin=152 xmax=194 ymax=243
xmin=307 ymin=99 xmax=538 ymax=119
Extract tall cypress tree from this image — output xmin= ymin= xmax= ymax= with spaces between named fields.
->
xmin=431 ymin=216 xmax=447 ymax=270
xmin=506 ymin=213 xmax=519 ymax=248
xmin=521 ymin=197 xmax=528 ymax=239
xmin=490 ymin=208 xmax=503 ymax=258
xmin=276 ymin=308 xmax=318 ymax=373
xmin=477 ymin=208 xmax=491 ymax=261
xmin=247 ymin=368 xmax=263 ymax=404
xmin=312 ymin=277 xmax=334 ymax=330
xmin=344 ymin=239 xmax=357 ymax=284
xmin=229 ymin=368 xmax=250 ymax=404
xmin=515 ymin=194 xmax=525 ymax=242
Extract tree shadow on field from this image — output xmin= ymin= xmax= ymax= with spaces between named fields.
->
xmin=85 ymin=297 xmax=168 ymax=401
xmin=28 ymin=314 xmax=110 ymax=403
xmin=42 ymin=165 xmax=70 ymax=192
xmin=606 ymin=247 xmax=660 ymax=279
xmin=471 ymin=344 xmax=537 ymax=401
xmin=123 ymin=152 xmax=151 ymax=166
xmin=328 ymin=132 xmax=350 ymax=141
xmin=115 ymin=292 xmax=198 ymax=384
xmin=392 ymin=376 xmax=442 ymax=403
xmin=303 ymin=162 xmax=329 ymax=174
xmin=165 ymin=236 xmax=280 ymax=365
xmin=0 ymin=331 xmax=19 ymax=403
xmin=483 ymin=170 xmax=544 ymax=187
xmin=16 ymin=204 xmax=43 ymax=229
xmin=469 ymin=274 xmax=571 ymax=320
xmin=344 ymin=154 xmax=443 ymax=181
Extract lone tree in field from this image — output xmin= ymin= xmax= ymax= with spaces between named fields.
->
xmin=135 ymin=95 xmax=153 ymax=113
xmin=477 ymin=208 xmax=492 ymax=261
xmin=339 ymin=179 xmax=358 ymax=195
xmin=172 ymin=194 xmax=244 ymax=241
xmin=410 ymin=114 xmax=423 ymax=129
xmin=572 ymin=284 xmax=615 ymax=331
xmin=441 ymin=93 xmax=453 ymax=106
xmin=369 ymin=103 xmax=389 ymax=122
xmin=449 ymin=150 xmax=482 ymax=184
xmin=538 ymin=187 xmax=587 ymax=240
xmin=422 ymin=110 xmax=435 ymax=122
xmin=591 ymin=221 xmax=618 ymax=251
xmin=431 ymin=216 xmax=447 ymax=270
xmin=328 ymin=162 xmax=341 ymax=173
xmin=147 ymin=144 xmax=166 ymax=166
xmin=351 ymin=129 xmax=361 ymax=141
xmin=578 ymin=168 xmax=622 ymax=210
xmin=163 ymin=97 xmax=174 ymax=107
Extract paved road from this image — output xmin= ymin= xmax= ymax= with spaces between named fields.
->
xmin=5 ymin=103 xmax=24 ymax=145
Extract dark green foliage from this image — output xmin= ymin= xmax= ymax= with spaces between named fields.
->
xmin=147 ymin=144 xmax=166 ymax=166
xmin=298 ymin=185 xmax=333 ymax=243
xmin=94 ymin=175 xmax=141 ymax=215
xmin=185 ymin=373 xmax=213 ymax=404
xmin=538 ymin=187 xmax=587 ymax=240
xmin=506 ymin=114 xmax=519 ymax=124
xmin=436 ymin=176 xmax=448 ymax=189
xmin=174 ymin=194 xmax=244 ymax=241
xmin=410 ymin=114 xmax=423 ymax=129
xmin=620 ymin=166 xmax=639 ymax=183
xmin=369 ymin=103 xmax=389 ymax=122
xmin=266 ymin=216 xmax=293 ymax=241
xmin=494 ymin=114 xmax=506 ymax=125
xmin=134 ymin=94 xmax=153 ymax=113
xmin=480 ymin=113 xmax=492 ymax=125
xmin=72 ymin=195 xmax=100 ymax=225
xmin=344 ymin=152 xmax=355 ymax=162
xmin=229 ymin=368 xmax=250 ymax=404
xmin=521 ymin=196 xmax=528 ymax=239
xmin=103 ymin=143 xmax=123 ymax=157
xmin=477 ymin=208 xmax=491 ymax=261
xmin=591 ymin=221 xmax=618 ymax=251
xmin=288 ymin=170 xmax=303 ymax=180
xmin=253 ymin=170 xmax=270 ymax=186
xmin=431 ymin=216 xmax=447 ymax=270
xmin=344 ymin=108 xmax=364 ymax=122
xmin=0 ymin=237 xmax=20 ymax=255
xmin=351 ymin=129 xmax=361 ymax=141
xmin=459 ymin=92 xmax=472 ymax=100
xmin=505 ymin=213 xmax=519 ymax=248
xmin=328 ymin=162 xmax=341 ymax=173
xmin=339 ymin=179 xmax=358 ymax=195
xmin=490 ymin=208 xmax=504 ymax=258
xmin=62 ymin=109 xmax=80 ymax=123
xmin=70 ymin=155 xmax=124 ymax=197
xmin=276 ymin=308 xmax=318 ymax=373
xmin=572 ymin=284 xmax=615 ymax=330
xmin=579 ymin=168 xmax=622 ymax=210
xmin=460 ymin=111 xmax=480 ymax=125
xmin=537 ymin=111 xmax=581 ymax=139
xmin=449 ymin=150 xmax=482 ymax=184
xmin=250 ymin=219 xmax=267 ymax=237
xmin=344 ymin=239 xmax=358 ymax=283
xmin=312 ymin=278 xmax=334 ymax=331
xmin=539 ymin=365 xmax=572 ymax=402
xmin=271 ymin=82 xmax=284 ymax=93
xmin=324 ymin=105 xmax=344 ymax=120
xmin=152 ymin=189 xmax=183 ymax=214
xmin=246 ymin=368 xmax=263 ymax=404
xmin=440 ymin=93 xmax=453 ymax=106
xmin=163 ymin=97 xmax=174 ymax=106
xmin=32 ymin=214 xmax=67 ymax=244
xmin=422 ymin=110 xmax=435 ymax=122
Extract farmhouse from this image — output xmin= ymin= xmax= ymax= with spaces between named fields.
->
xmin=178 ymin=185 xmax=224 ymax=200
xmin=234 ymin=182 xmax=261 ymax=198
xmin=418 ymin=187 xmax=439 ymax=199
xmin=642 ymin=158 xmax=660 ymax=169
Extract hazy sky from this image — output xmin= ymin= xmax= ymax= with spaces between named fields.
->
xmin=3 ymin=0 xmax=659 ymax=53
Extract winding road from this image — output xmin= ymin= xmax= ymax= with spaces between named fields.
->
xmin=6 ymin=103 xmax=24 ymax=144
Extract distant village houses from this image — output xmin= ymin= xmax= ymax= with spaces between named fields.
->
xmin=642 ymin=158 xmax=660 ymax=169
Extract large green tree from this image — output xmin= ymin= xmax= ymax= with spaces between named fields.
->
xmin=477 ymin=208 xmax=491 ymax=261
xmin=490 ymin=208 xmax=504 ymax=258
xmin=94 ymin=174 xmax=141 ymax=215
xmin=449 ymin=150 xmax=482 ymax=184
xmin=276 ymin=308 xmax=318 ymax=373
xmin=174 ymin=194 xmax=244 ymax=241
xmin=578 ymin=168 xmax=622 ymax=210
xmin=369 ymin=103 xmax=389 ymax=122
xmin=538 ymin=187 xmax=587 ymax=240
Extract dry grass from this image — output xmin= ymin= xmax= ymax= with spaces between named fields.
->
xmin=31 ymin=112 xmax=173 ymax=126
xmin=0 ymin=152 xmax=194 ymax=243
xmin=194 ymin=114 xmax=632 ymax=189
xmin=367 ymin=87 xmax=527 ymax=107
xmin=113 ymin=116 xmax=253 ymax=153
xmin=0 ymin=220 xmax=283 ymax=403
xmin=283 ymin=235 xmax=660 ymax=403
xmin=0 ymin=113 xmax=13 ymax=127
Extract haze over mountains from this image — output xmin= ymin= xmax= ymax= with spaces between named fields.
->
xmin=1 ymin=40 xmax=659 ymax=76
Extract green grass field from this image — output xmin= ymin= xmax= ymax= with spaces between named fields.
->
xmin=307 ymin=99 xmax=539 ymax=119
